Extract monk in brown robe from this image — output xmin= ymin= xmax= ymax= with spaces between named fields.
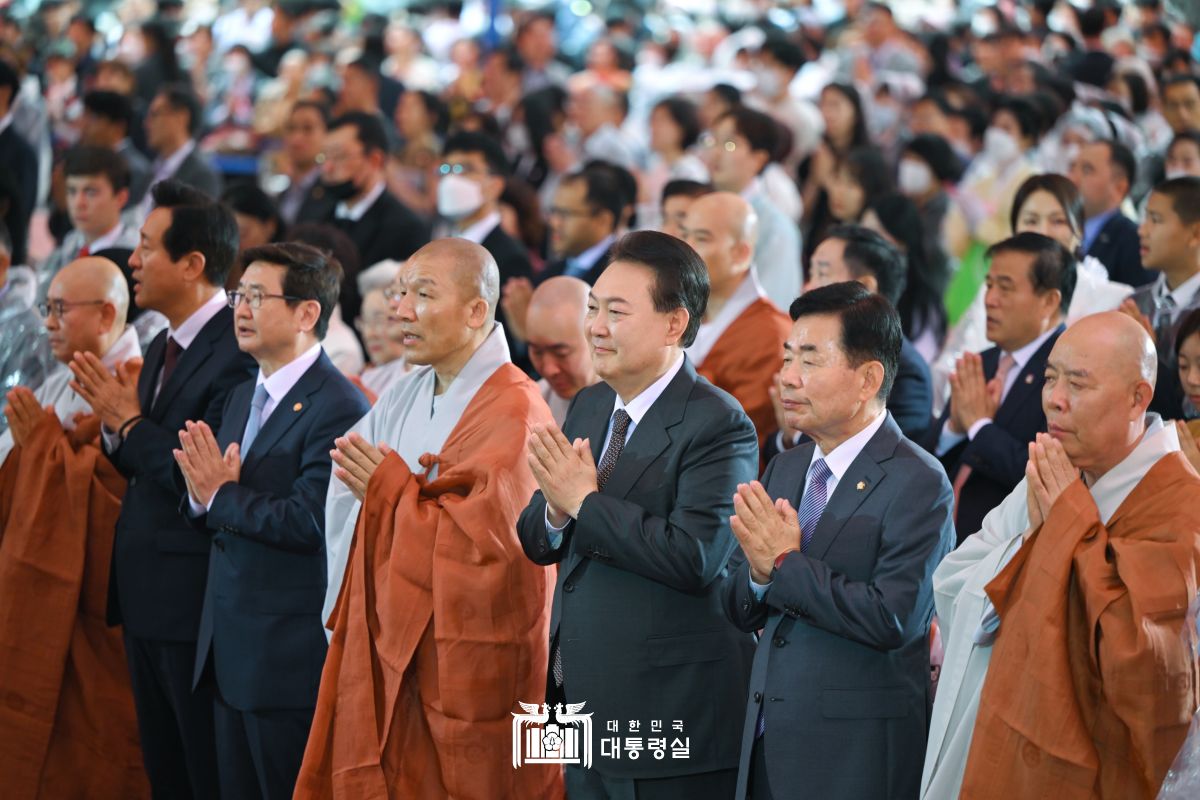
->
xmin=296 ymin=239 xmax=561 ymax=799
xmin=0 ymin=258 xmax=148 ymax=798
xmin=959 ymin=312 xmax=1200 ymax=799
xmin=681 ymin=192 xmax=790 ymax=454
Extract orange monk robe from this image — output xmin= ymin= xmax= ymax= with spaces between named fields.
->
xmin=295 ymin=364 xmax=562 ymax=800
xmin=960 ymin=453 xmax=1200 ymax=800
xmin=694 ymin=297 xmax=790 ymax=456
xmin=0 ymin=410 xmax=148 ymax=799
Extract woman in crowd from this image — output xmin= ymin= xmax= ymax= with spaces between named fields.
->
xmin=801 ymin=82 xmax=871 ymax=235
xmin=639 ymin=96 xmax=709 ymax=230
xmin=897 ymin=133 xmax=964 ymax=270
xmin=1175 ymin=308 xmax=1200 ymax=471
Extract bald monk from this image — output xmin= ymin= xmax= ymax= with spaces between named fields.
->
xmin=0 ymin=257 xmax=148 ymax=798
xmin=923 ymin=312 xmax=1200 ymax=800
xmin=526 ymin=275 xmax=598 ymax=426
xmin=296 ymin=239 xmax=561 ymax=799
xmin=681 ymin=192 xmax=791 ymax=454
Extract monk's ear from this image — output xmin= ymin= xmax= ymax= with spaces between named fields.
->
xmin=467 ymin=295 xmax=491 ymax=329
xmin=99 ymin=300 xmax=117 ymax=333
xmin=1132 ymin=379 xmax=1154 ymax=415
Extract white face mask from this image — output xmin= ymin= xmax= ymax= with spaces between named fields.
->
xmin=984 ymin=127 xmax=1021 ymax=164
xmin=897 ymin=159 xmax=934 ymax=195
xmin=437 ymin=173 xmax=485 ymax=220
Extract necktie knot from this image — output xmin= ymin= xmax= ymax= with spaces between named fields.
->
xmin=241 ymin=383 xmax=271 ymax=454
xmin=611 ymin=408 xmax=631 ymax=436
xmin=809 ymin=457 xmax=831 ymax=486
xmin=250 ymin=382 xmax=269 ymax=411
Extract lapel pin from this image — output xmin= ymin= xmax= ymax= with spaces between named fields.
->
xmin=1024 ymin=374 xmax=1034 ymax=384
xmin=293 ymin=402 xmax=303 ymax=412
xmin=856 ymin=480 xmax=867 ymax=491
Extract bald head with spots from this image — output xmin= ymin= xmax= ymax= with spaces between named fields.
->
xmin=44 ymin=257 xmax=130 ymax=363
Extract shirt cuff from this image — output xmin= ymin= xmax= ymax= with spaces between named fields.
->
xmin=101 ymin=424 xmax=121 ymax=453
xmin=544 ymin=506 xmax=570 ymax=549
xmin=749 ymin=573 xmax=771 ymax=601
xmin=967 ymin=417 xmax=993 ymax=441
xmin=936 ymin=418 xmax=967 ymax=455
xmin=187 ymin=494 xmax=208 ymax=518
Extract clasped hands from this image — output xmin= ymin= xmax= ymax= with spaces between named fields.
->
xmin=526 ymin=424 xmax=597 ymax=528
xmin=68 ymin=352 xmax=142 ymax=433
xmin=174 ymin=421 xmax=241 ymax=508
xmin=947 ymin=352 xmax=1002 ymax=435
xmin=330 ymin=433 xmax=394 ymax=502
xmin=4 ymin=387 xmax=53 ymax=448
xmin=1025 ymin=432 xmax=1081 ymax=531
xmin=730 ymin=482 xmax=801 ymax=584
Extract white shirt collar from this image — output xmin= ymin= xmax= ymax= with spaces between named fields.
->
xmin=812 ymin=408 xmax=888 ymax=484
xmin=1153 ymin=270 xmax=1200 ymax=307
xmin=740 ymin=177 xmax=765 ymax=203
xmin=1006 ymin=324 xmax=1059 ymax=371
xmin=0 ymin=110 xmax=13 ymax=137
xmin=335 ymin=180 xmax=386 ymax=222
xmin=87 ymin=219 xmax=127 ymax=251
xmin=169 ymin=290 xmax=227 ymax=350
xmin=1087 ymin=414 xmax=1178 ymax=524
xmin=101 ymin=326 xmax=143 ymax=371
xmin=155 ymin=139 xmax=196 ymax=178
xmin=572 ymin=233 xmax=616 ymax=272
xmin=686 ymin=272 xmax=766 ymax=367
xmin=611 ymin=352 xmax=686 ymax=426
xmin=455 ymin=210 xmax=502 ymax=245
xmin=255 ymin=342 xmax=322 ymax=418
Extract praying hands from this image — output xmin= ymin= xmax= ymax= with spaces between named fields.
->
xmin=526 ymin=424 xmax=597 ymax=527
xmin=730 ymin=481 xmax=801 ymax=583
xmin=331 ymin=432 xmax=393 ymax=502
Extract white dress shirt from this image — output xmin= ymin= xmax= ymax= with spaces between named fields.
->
xmin=545 ymin=353 xmax=686 ymax=539
xmin=565 ymin=234 xmax=616 ymax=280
xmin=1151 ymin=270 xmax=1200 ymax=323
xmin=335 ymin=180 xmax=385 ymax=222
xmin=455 ymin=210 xmax=502 ymax=245
xmin=751 ymin=409 xmax=888 ymax=597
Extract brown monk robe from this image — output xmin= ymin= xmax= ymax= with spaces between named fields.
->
xmin=682 ymin=192 xmax=790 ymax=454
xmin=296 ymin=239 xmax=561 ymax=799
xmin=0 ymin=410 xmax=148 ymax=799
xmin=960 ymin=313 xmax=1200 ymax=799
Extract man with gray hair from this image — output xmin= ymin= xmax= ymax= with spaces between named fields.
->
xmin=297 ymin=239 xmax=561 ymax=798
xmin=682 ymin=192 xmax=791 ymax=454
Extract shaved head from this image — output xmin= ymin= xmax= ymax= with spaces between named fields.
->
xmin=45 ymin=257 xmax=130 ymax=362
xmin=1043 ymin=311 xmax=1159 ymax=479
xmin=409 ymin=238 xmax=500 ymax=320
xmin=682 ymin=191 xmax=757 ymax=303
xmin=527 ymin=276 xmax=595 ymax=400
xmin=687 ymin=192 xmax=758 ymax=245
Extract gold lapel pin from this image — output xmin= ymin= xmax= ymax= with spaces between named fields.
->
xmin=1024 ymin=374 xmax=1034 ymax=384
xmin=293 ymin=402 xmax=303 ymax=412
xmin=856 ymin=480 xmax=866 ymax=491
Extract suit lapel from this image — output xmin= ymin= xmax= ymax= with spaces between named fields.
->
xmin=218 ymin=381 xmax=254 ymax=451
xmin=152 ymin=306 xmax=232 ymax=417
xmin=805 ymin=416 xmax=901 ymax=561
xmin=139 ymin=330 xmax=167 ymax=412
xmin=993 ymin=326 xmax=1062 ymax=428
xmin=241 ymin=356 xmax=332 ymax=471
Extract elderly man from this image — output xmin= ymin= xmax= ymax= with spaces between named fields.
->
xmin=682 ymin=191 xmax=790 ymax=454
xmin=0 ymin=257 xmax=147 ymax=798
xmin=296 ymin=239 xmax=560 ymax=799
xmin=518 ymin=231 xmax=758 ymax=799
xmin=174 ymin=243 xmax=369 ymax=800
xmin=525 ymin=275 xmax=596 ymax=425
xmin=925 ymin=312 xmax=1200 ymax=800
xmin=724 ymin=281 xmax=954 ymax=800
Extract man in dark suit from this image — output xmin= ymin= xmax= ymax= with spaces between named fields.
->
xmin=174 ymin=242 xmax=369 ymax=799
xmin=763 ymin=225 xmax=933 ymax=463
xmin=80 ymin=89 xmax=153 ymax=208
xmin=140 ymin=84 xmax=223 ymax=210
xmin=69 ymin=181 xmax=255 ymax=799
xmin=1070 ymin=139 xmax=1154 ymax=287
xmin=925 ymin=232 xmax=1074 ymax=542
xmin=724 ymin=281 xmax=954 ymax=800
xmin=301 ymin=111 xmax=429 ymax=327
xmin=518 ymin=231 xmax=757 ymax=799
xmin=0 ymin=59 xmax=37 ymax=266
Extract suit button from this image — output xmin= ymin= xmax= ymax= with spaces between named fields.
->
xmin=129 ymin=476 xmax=137 ymax=487
xmin=753 ymin=691 xmax=762 ymax=703
xmin=773 ymin=636 xmax=786 ymax=648
xmin=742 ymin=600 xmax=752 ymax=612
xmin=564 ymin=581 xmax=575 ymax=593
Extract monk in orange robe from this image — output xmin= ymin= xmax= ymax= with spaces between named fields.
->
xmin=296 ymin=240 xmax=561 ymax=799
xmin=682 ymin=192 xmax=790 ymax=455
xmin=0 ymin=258 xmax=148 ymax=798
xmin=959 ymin=313 xmax=1200 ymax=799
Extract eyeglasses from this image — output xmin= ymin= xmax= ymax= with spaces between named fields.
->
xmin=438 ymin=162 xmax=490 ymax=177
xmin=38 ymin=299 xmax=106 ymax=318
xmin=699 ymin=132 xmax=738 ymax=152
xmin=226 ymin=289 xmax=304 ymax=310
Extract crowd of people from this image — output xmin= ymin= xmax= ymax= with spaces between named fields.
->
xmin=3 ymin=0 xmax=1200 ymax=798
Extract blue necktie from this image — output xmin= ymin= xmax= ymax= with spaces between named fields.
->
xmin=757 ymin=457 xmax=832 ymax=738
xmin=240 ymin=383 xmax=270 ymax=454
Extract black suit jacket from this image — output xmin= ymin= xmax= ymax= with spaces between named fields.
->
xmin=332 ymin=189 xmax=431 ymax=324
xmin=1087 ymin=212 xmax=1154 ymax=288
xmin=106 ymin=306 xmax=257 ymax=640
xmin=517 ymin=358 xmax=758 ymax=780
xmin=481 ymin=223 xmax=535 ymax=370
xmin=171 ymin=149 xmax=223 ymax=200
xmin=724 ymin=414 xmax=954 ymax=800
xmin=0 ymin=126 xmax=37 ymax=264
xmin=190 ymin=353 xmax=369 ymax=711
xmin=535 ymin=244 xmax=613 ymax=287
xmin=923 ymin=325 xmax=1064 ymax=542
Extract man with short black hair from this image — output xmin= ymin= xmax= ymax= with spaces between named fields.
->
xmin=519 ymin=230 xmax=758 ymax=799
xmin=276 ymin=100 xmax=329 ymax=226
xmin=80 ymin=89 xmax=152 ymax=206
xmin=724 ymin=280 xmax=953 ymax=800
xmin=139 ymin=83 xmax=222 ymax=216
xmin=1069 ymin=139 xmax=1152 ymax=286
xmin=660 ymin=179 xmax=713 ymax=240
xmin=176 ymin=242 xmax=369 ymax=800
xmin=69 ymin=179 xmax=256 ymax=799
xmin=927 ymin=232 xmax=1075 ymax=541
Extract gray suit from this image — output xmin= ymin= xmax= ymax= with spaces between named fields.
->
xmin=517 ymin=358 xmax=758 ymax=791
xmin=723 ymin=414 xmax=954 ymax=799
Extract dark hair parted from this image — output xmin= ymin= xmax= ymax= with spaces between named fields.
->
xmin=158 ymin=83 xmax=203 ymax=136
xmin=240 ymin=242 xmax=343 ymax=339
xmin=82 ymin=89 xmax=134 ymax=132
xmin=609 ymin=230 xmax=709 ymax=348
xmin=562 ymin=166 xmax=625 ymax=234
xmin=1093 ymin=138 xmax=1137 ymax=193
xmin=1176 ymin=307 xmax=1200 ymax=356
xmin=985 ymin=232 xmax=1077 ymax=312
xmin=1010 ymin=173 xmax=1085 ymax=244
xmin=1151 ymin=176 xmax=1200 ymax=225
xmin=150 ymin=179 xmax=239 ymax=288
xmin=329 ymin=110 xmax=390 ymax=157
xmin=661 ymin=179 xmax=712 ymax=206
xmin=64 ymin=145 xmax=131 ymax=192
xmin=653 ymin=96 xmax=703 ymax=151
xmin=442 ymin=130 xmax=512 ymax=177
xmin=714 ymin=106 xmax=782 ymax=171
xmin=823 ymin=224 xmax=907 ymax=307
xmin=788 ymin=281 xmax=901 ymax=401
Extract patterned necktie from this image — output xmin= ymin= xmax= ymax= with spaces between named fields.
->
xmin=239 ymin=383 xmax=271 ymax=455
xmin=952 ymin=352 xmax=1017 ymax=510
xmin=798 ymin=458 xmax=833 ymax=553
xmin=159 ymin=336 xmax=184 ymax=391
xmin=551 ymin=408 xmax=634 ymax=688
